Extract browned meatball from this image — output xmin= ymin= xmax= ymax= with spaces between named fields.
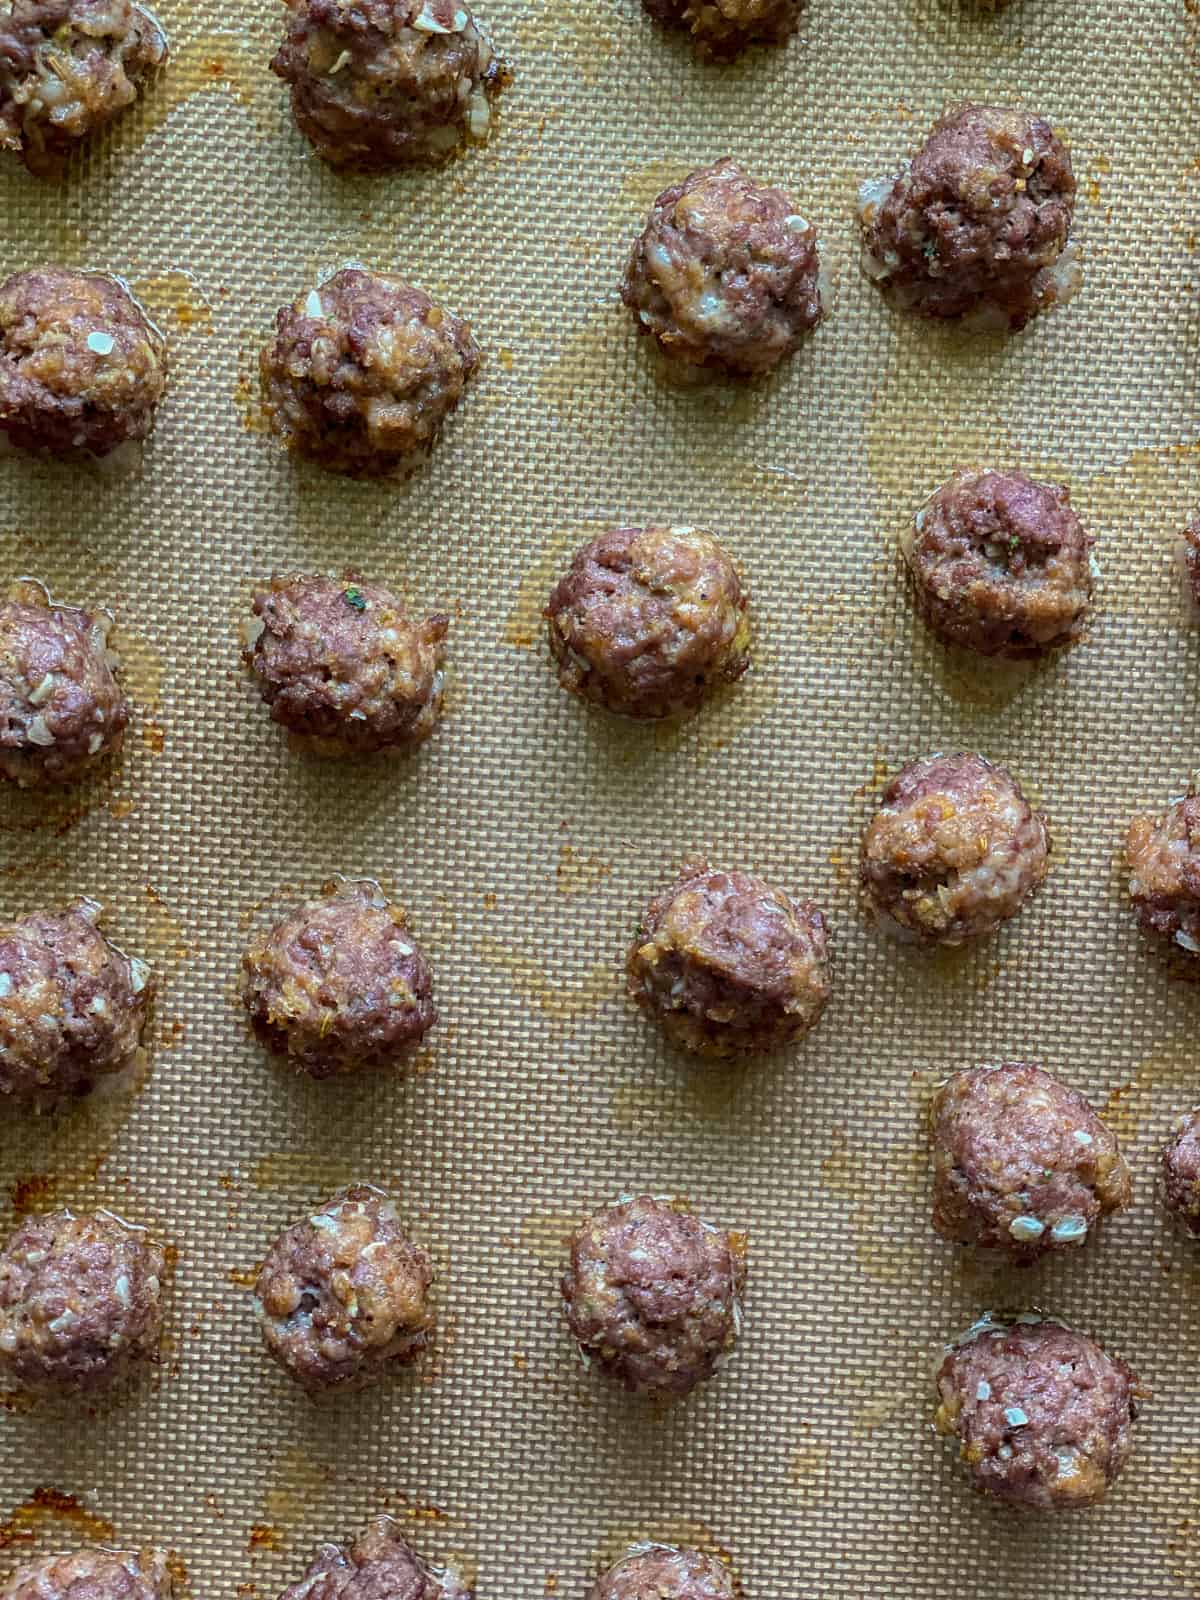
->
xmin=0 ymin=0 xmax=167 ymax=176
xmin=270 ymin=0 xmax=505 ymax=170
xmin=260 ymin=269 xmax=479 ymax=478
xmin=278 ymin=1519 xmax=469 ymax=1600
xmin=930 ymin=1064 xmax=1130 ymax=1260
xmin=622 ymin=159 xmax=823 ymax=375
xmin=544 ymin=527 xmax=751 ymax=721
xmin=0 ymin=1208 xmax=164 ymax=1395
xmin=0 ymin=899 xmax=152 ymax=1106
xmin=245 ymin=573 xmax=448 ymax=757
xmin=861 ymin=753 xmax=1050 ymax=945
xmin=1 ymin=1547 xmax=173 ymax=1600
xmin=591 ymin=1546 xmax=735 ymax=1600
xmin=1126 ymin=790 xmax=1200 ymax=956
xmin=859 ymin=104 xmax=1078 ymax=330
xmin=1161 ymin=1110 xmax=1200 ymax=1234
xmin=641 ymin=0 xmax=799 ymax=59
xmin=1179 ymin=521 xmax=1200 ymax=612
xmin=903 ymin=470 xmax=1095 ymax=658
xmin=935 ymin=1316 xmax=1139 ymax=1510
xmin=561 ymin=1195 xmax=746 ymax=1397
xmin=0 ymin=267 xmax=167 ymax=457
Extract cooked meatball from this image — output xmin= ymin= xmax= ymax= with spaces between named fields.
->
xmin=1160 ymin=1110 xmax=1200 ymax=1235
xmin=628 ymin=865 xmax=829 ymax=1058
xmin=622 ymin=158 xmax=823 ymax=375
xmin=935 ymin=1316 xmax=1139 ymax=1510
xmin=903 ymin=470 xmax=1094 ymax=658
xmin=544 ymin=527 xmax=751 ymax=721
xmin=256 ymin=1188 xmax=433 ymax=1393
xmin=641 ymin=0 xmax=799 ymax=59
xmin=271 ymin=0 xmax=505 ymax=170
xmin=591 ymin=1545 xmax=735 ymax=1600
xmin=278 ymin=1519 xmax=469 ymax=1600
xmin=1126 ymin=790 xmax=1200 ymax=956
xmin=1 ymin=1547 xmax=173 ymax=1600
xmin=1179 ymin=520 xmax=1200 ymax=612
xmin=930 ymin=1064 xmax=1130 ymax=1259
xmin=0 ymin=267 xmax=167 ymax=457
xmin=0 ymin=899 xmax=153 ymax=1106
xmin=0 ymin=0 xmax=167 ymax=177
xmin=561 ymin=1195 xmax=746 ymax=1397
xmin=241 ymin=880 xmax=436 ymax=1078
xmin=260 ymin=268 xmax=479 ymax=478
xmin=0 ymin=1208 xmax=163 ymax=1395
xmin=859 ymin=104 xmax=1078 ymax=330
xmin=861 ymin=752 xmax=1050 ymax=945
xmin=245 ymin=573 xmax=447 ymax=756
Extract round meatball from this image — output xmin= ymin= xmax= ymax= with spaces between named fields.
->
xmin=544 ymin=527 xmax=751 ymax=721
xmin=561 ymin=1195 xmax=746 ymax=1397
xmin=0 ymin=267 xmax=167 ymax=457
xmin=1160 ymin=1110 xmax=1200 ymax=1234
xmin=1 ymin=1547 xmax=173 ymax=1600
xmin=0 ymin=0 xmax=167 ymax=176
xmin=0 ymin=899 xmax=153 ymax=1106
xmin=861 ymin=752 xmax=1050 ymax=945
xmin=591 ymin=1546 xmax=735 ymax=1600
xmin=279 ymin=1519 xmax=469 ymax=1600
xmin=859 ymin=104 xmax=1078 ymax=330
xmin=641 ymin=0 xmax=800 ymax=60
xmin=935 ymin=1316 xmax=1139 ymax=1510
xmin=0 ymin=1208 xmax=164 ymax=1395
xmin=1126 ymin=791 xmax=1200 ymax=956
xmin=1179 ymin=520 xmax=1200 ymax=613
xmin=260 ymin=269 xmax=479 ymax=478
xmin=245 ymin=573 xmax=448 ymax=756
xmin=903 ymin=470 xmax=1094 ymax=658
xmin=628 ymin=865 xmax=829 ymax=1058
xmin=622 ymin=158 xmax=823 ymax=375
xmin=930 ymin=1064 xmax=1131 ymax=1259
xmin=241 ymin=880 xmax=436 ymax=1078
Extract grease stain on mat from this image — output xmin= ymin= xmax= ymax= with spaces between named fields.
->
xmin=475 ymin=938 xmax=620 ymax=1021
xmin=0 ymin=1488 xmax=113 ymax=1552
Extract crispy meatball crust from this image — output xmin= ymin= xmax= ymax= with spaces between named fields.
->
xmin=861 ymin=753 xmax=1050 ymax=945
xmin=0 ymin=267 xmax=167 ymax=457
xmin=591 ymin=1545 xmax=735 ymax=1600
xmin=0 ymin=1547 xmax=174 ymax=1600
xmin=0 ymin=1208 xmax=163 ymax=1395
xmin=935 ymin=1317 xmax=1139 ymax=1510
xmin=860 ymin=104 xmax=1077 ymax=330
xmin=246 ymin=573 xmax=448 ymax=756
xmin=930 ymin=1064 xmax=1130 ymax=1260
xmin=641 ymin=0 xmax=800 ymax=60
xmin=260 ymin=269 xmax=479 ymax=478
xmin=628 ymin=865 xmax=830 ymax=1058
xmin=622 ymin=158 xmax=823 ymax=375
xmin=279 ymin=1519 xmax=469 ymax=1600
xmin=544 ymin=527 xmax=751 ymax=721
xmin=1126 ymin=792 xmax=1200 ymax=956
xmin=561 ymin=1195 xmax=746 ymax=1397
xmin=1161 ymin=1110 xmax=1200 ymax=1234
xmin=903 ymin=470 xmax=1094 ymax=658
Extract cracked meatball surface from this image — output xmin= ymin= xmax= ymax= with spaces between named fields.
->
xmin=545 ymin=527 xmax=751 ymax=721
xmin=861 ymin=752 xmax=1049 ymax=945
xmin=1161 ymin=1111 xmax=1200 ymax=1235
xmin=0 ymin=1547 xmax=173 ymax=1600
xmin=279 ymin=1519 xmax=469 ymax=1600
xmin=1126 ymin=791 xmax=1200 ymax=957
xmin=622 ymin=158 xmax=823 ymax=375
xmin=859 ymin=104 xmax=1077 ymax=329
xmin=903 ymin=470 xmax=1094 ymax=658
xmin=641 ymin=0 xmax=799 ymax=59
xmin=260 ymin=269 xmax=479 ymax=478
xmin=591 ymin=1545 xmax=736 ymax=1600
xmin=561 ymin=1195 xmax=746 ymax=1397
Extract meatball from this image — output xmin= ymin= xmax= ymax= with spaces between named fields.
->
xmin=561 ymin=1195 xmax=746 ymax=1397
xmin=245 ymin=573 xmax=448 ymax=756
xmin=641 ymin=0 xmax=800 ymax=60
xmin=278 ymin=1519 xmax=469 ymax=1600
xmin=935 ymin=1316 xmax=1139 ymax=1510
xmin=591 ymin=1545 xmax=735 ymax=1600
xmin=0 ymin=267 xmax=167 ymax=458
xmin=930 ymin=1064 xmax=1130 ymax=1260
xmin=1160 ymin=1111 xmax=1200 ymax=1234
xmin=861 ymin=752 xmax=1050 ymax=945
xmin=1179 ymin=520 xmax=1200 ymax=613
xmin=270 ymin=0 xmax=505 ymax=172
xmin=241 ymin=880 xmax=436 ymax=1078
xmin=622 ymin=158 xmax=823 ymax=375
xmin=859 ymin=104 xmax=1078 ymax=330
xmin=0 ymin=898 xmax=153 ymax=1106
xmin=1 ymin=1547 xmax=173 ymax=1600
xmin=0 ymin=1208 xmax=163 ymax=1395
xmin=1126 ymin=790 xmax=1200 ymax=956
xmin=544 ymin=527 xmax=751 ymax=721
xmin=628 ymin=865 xmax=830 ymax=1058
xmin=0 ymin=0 xmax=167 ymax=177
xmin=260 ymin=268 xmax=479 ymax=478
xmin=903 ymin=470 xmax=1094 ymax=658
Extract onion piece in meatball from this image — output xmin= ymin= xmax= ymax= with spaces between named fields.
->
xmin=641 ymin=0 xmax=801 ymax=60
xmin=0 ymin=1546 xmax=174 ymax=1600
xmin=591 ymin=1544 xmax=736 ymax=1600
xmin=277 ymin=1518 xmax=469 ymax=1600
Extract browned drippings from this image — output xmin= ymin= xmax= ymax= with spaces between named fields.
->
xmin=0 ymin=1488 xmax=114 ymax=1552
xmin=475 ymin=937 xmax=620 ymax=1022
xmin=556 ymin=842 xmax=612 ymax=896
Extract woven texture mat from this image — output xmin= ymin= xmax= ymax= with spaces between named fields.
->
xmin=2 ymin=0 xmax=1200 ymax=1593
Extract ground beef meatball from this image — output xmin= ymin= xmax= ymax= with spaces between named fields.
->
xmin=1 ymin=1547 xmax=173 ymax=1600
xmin=859 ymin=104 xmax=1078 ymax=330
xmin=0 ymin=899 xmax=152 ymax=1106
xmin=561 ymin=1195 xmax=746 ymax=1397
xmin=260 ymin=269 xmax=479 ymax=478
xmin=622 ymin=159 xmax=823 ymax=375
xmin=245 ymin=573 xmax=447 ymax=756
xmin=1179 ymin=521 xmax=1200 ymax=613
xmin=1126 ymin=790 xmax=1200 ymax=956
xmin=544 ymin=527 xmax=751 ymax=721
xmin=0 ymin=0 xmax=167 ymax=176
xmin=641 ymin=0 xmax=799 ymax=59
xmin=591 ymin=1546 xmax=735 ymax=1600
xmin=935 ymin=1316 xmax=1139 ymax=1510
xmin=861 ymin=752 xmax=1050 ymax=945
xmin=930 ymin=1064 xmax=1130 ymax=1260
xmin=1161 ymin=1111 xmax=1200 ymax=1235
xmin=0 ymin=1208 xmax=163 ymax=1395
xmin=903 ymin=470 xmax=1094 ymax=658
xmin=279 ymin=1519 xmax=469 ymax=1600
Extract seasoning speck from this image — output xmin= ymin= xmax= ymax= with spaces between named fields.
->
xmin=344 ymin=586 xmax=367 ymax=612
